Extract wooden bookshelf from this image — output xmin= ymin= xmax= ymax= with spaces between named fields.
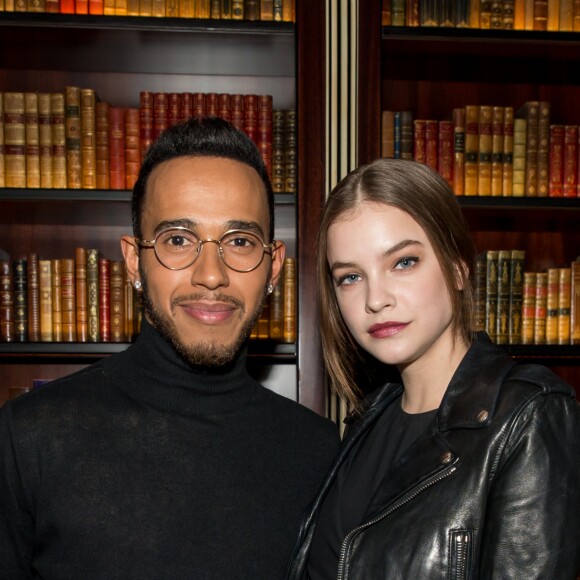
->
xmin=0 ymin=4 xmax=328 ymax=413
xmin=358 ymin=0 xmax=580 ymax=398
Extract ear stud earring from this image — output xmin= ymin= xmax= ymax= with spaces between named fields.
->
xmin=134 ymin=280 xmax=142 ymax=290
xmin=267 ymin=284 xmax=274 ymax=295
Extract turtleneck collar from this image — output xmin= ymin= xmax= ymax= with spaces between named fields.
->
xmin=105 ymin=318 xmax=259 ymax=416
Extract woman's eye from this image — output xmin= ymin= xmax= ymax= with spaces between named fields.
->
xmin=394 ymin=256 xmax=419 ymax=270
xmin=337 ymin=273 xmax=361 ymax=286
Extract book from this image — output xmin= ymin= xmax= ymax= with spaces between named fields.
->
xmin=244 ymin=0 xmax=258 ymax=19
xmin=545 ymin=267 xmax=559 ymax=345
xmin=27 ymin=252 xmax=40 ymax=342
xmin=0 ymin=93 xmax=4 ymax=188
xmin=257 ymin=294 xmax=270 ymax=339
xmin=232 ymin=0 xmax=243 ymax=18
xmin=65 ymin=86 xmax=82 ymax=189
xmin=485 ymin=250 xmax=499 ymax=342
xmin=502 ymin=0 xmax=515 ymax=28
xmin=38 ymin=93 xmax=53 ymax=189
xmin=284 ymin=109 xmax=297 ymax=194
xmin=464 ymin=105 xmax=479 ymax=196
xmin=87 ymin=248 xmax=99 ymax=342
xmin=24 ymin=92 xmax=40 ymax=189
xmin=269 ymin=271 xmax=283 ymax=340
xmin=221 ymin=0 xmax=232 ymax=18
xmin=413 ymin=119 xmax=426 ymax=164
xmin=400 ymin=110 xmax=414 ymax=160
xmin=151 ymin=0 xmax=164 ymax=15
xmin=502 ymin=106 xmax=514 ymax=196
xmin=382 ymin=110 xmax=395 ymax=158
xmin=61 ymin=258 xmax=77 ymax=342
xmin=508 ymin=249 xmax=525 ymax=344
xmin=560 ymin=0 xmax=574 ymax=30
xmin=477 ymin=105 xmax=493 ymax=196
xmin=283 ymin=257 xmax=296 ymax=343
xmin=0 ymin=260 xmax=14 ymax=343
xmin=125 ymin=108 xmax=140 ymax=190
xmin=425 ymin=119 xmax=438 ymax=171
xmin=139 ymin=91 xmax=154 ymax=161
xmin=109 ymin=107 xmax=126 ymax=190
xmin=99 ymin=257 xmax=111 ymax=342
xmin=452 ymin=108 xmax=465 ymax=195
xmin=4 ymin=92 xmax=26 ymax=188
xmin=75 ymin=247 xmax=88 ymax=343
xmin=80 ymin=88 xmax=97 ymax=189
xmin=473 ymin=252 xmax=487 ymax=332
xmin=563 ymin=125 xmax=578 ymax=197
xmin=548 ymin=124 xmax=564 ymax=197
xmin=39 ymin=259 xmax=53 ymax=342
xmin=512 ymin=117 xmax=527 ymax=196
xmin=110 ymin=260 xmax=125 ymax=342
xmin=521 ymin=271 xmax=537 ymax=344
xmin=210 ymin=0 xmax=221 ymax=17
xmin=517 ymin=100 xmax=539 ymax=196
xmin=51 ymin=92 xmax=67 ymax=189
xmin=558 ymin=267 xmax=571 ymax=345
xmin=570 ymin=260 xmax=580 ymax=344
xmin=51 ymin=258 xmax=62 ymax=342
xmin=533 ymin=0 xmax=548 ymax=30
xmin=96 ymin=101 xmax=110 ymax=190
xmin=153 ymin=92 xmax=168 ymax=139
xmin=438 ymin=120 xmax=453 ymax=187
xmin=13 ymin=259 xmax=28 ymax=343
xmin=124 ymin=266 xmax=135 ymax=342
xmin=490 ymin=105 xmax=504 ymax=196
xmin=260 ymin=0 xmax=272 ymax=19
xmin=495 ymin=249 xmax=511 ymax=344
xmin=271 ymin=109 xmax=285 ymax=193
xmin=536 ymin=101 xmax=550 ymax=197
xmin=533 ymin=271 xmax=547 ymax=344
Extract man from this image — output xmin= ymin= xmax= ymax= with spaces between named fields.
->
xmin=0 ymin=117 xmax=339 ymax=579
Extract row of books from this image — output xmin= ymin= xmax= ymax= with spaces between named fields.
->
xmin=381 ymin=102 xmax=580 ymax=197
xmin=382 ymin=0 xmax=580 ymax=31
xmin=0 ymin=252 xmax=297 ymax=345
xmin=0 ymin=89 xmax=297 ymax=194
xmin=0 ymin=0 xmax=295 ymax=21
xmin=474 ymin=249 xmax=580 ymax=345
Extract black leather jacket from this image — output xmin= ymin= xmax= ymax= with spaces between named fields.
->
xmin=287 ymin=333 xmax=580 ymax=579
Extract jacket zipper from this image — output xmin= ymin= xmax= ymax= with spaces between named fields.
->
xmin=336 ymin=465 xmax=457 ymax=580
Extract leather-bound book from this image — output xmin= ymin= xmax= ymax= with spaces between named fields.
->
xmin=473 ymin=252 xmax=487 ymax=332
xmin=563 ymin=125 xmax=578 ymax=197
xmin=206 ymin=93 xmax=218 ymax=117
xmin=99 ymin=258 xmax=111 ymax=342
xmin=0 ymin=93 xmax=4 ymax=188
xmin=490 ymin=106 xmax=504 ymax=196
xmin=153 ymin=92 xmax=168 ymax=140
xmin=464 ymin=105 xmax=479 ymax=196
xmin=13 ymin=259 xmax=28 ymax=343
xmin=51 ymin=258 xmax=62 ymax=342
xmin=272 ymin=0 xmax=282 ymax=20
xmin=39 ymin=259 xmax=53 ymax=342
xmin=51 ymin=92 xmax=67 ymax=189
xmin=232 ymin=0 xmax=243 ymax=19
xmin=269 ymin=270 xmax=283 ymax=341
xmin=124 ymin=108 xmax=140 ymax=191
xmin=110 ymin=261 xmax=125 ymax=343
xmin=512 ymin=117 xmax=527 ymax=197
xmin=230 ymin=94 xmax=244 ymax=132
xmin=210 ymin=0 xmax=220 ymax=18
xmin=260 ymin=0 xmax=272 ymax=19
xmin=139 ymin=92 xmax=154 ymax=161
xmin=0 ymin=260 xmax=14 ymax=343
xmin=537 ymin=101 xmax=550 ymax=197
xmin=65 ymin=86 xmax=82 ymax=189
xmin=413 ymin=119 xmax=426 ymax=164
xmin=168 ymin=93 xmax=180 ymax=127
xmin=521 ymin=271 xmax=537 ymax=344
xmin=517 ymin=100 xmax=539 ymax=196
xmin=108 ymin=107 xmax=126 ymax=190
xmin=193 ymin=92 xmax=206 ymax=119
xmin=217 ymin=93 xmax=230 ymax=123
xmin=485 ymin=250 xmax=499 ymax=342
xmin=502 ymin=106 xmax=514 ymax=196
xmin=27 ymin=252 xmax=40 ymax=343
xmin=570 ymin=261 xmax=580 ymax=344
xmin=284 ymin=109 xmax=296 ymax=194
xmin=452 ymin=108 xmax=465 ymax=196
xmin=80 ymin=88 xmax=97 ymax=189
xmin=533 ymin=271 xmax=548 ymax=345
xmin=4 ymin=92 xmax=26 ymax=188
xmin=96 ymin=101 xmax=110 ymax=190
xmin=438 ymin=119 xmax=453 ymax=188
xmin=549 ymin=124 xmax=564 ymax=197
xmin=24 ymin=92 xmax=40 ymax=189
xmin=124 ymin=266 xmax=135 ymax=342
xmin=61 ymin=258 xmax=77 ymax=342
xmin=87 ymin=248 xmax=100 ymax=343
xmin=558 ymin=267 xmax=572 ymax=345
xmin=425 ymin=119 xmax=438 ymax=172
xmin=75 ymin=247 xmax=88 ymax=343
xmin=244 ymin=0 xmax=258 ymax=20
xmin=282 ymin=257 xmax=296 ymax=343
xmin=271 ymin=109 xmax=285 ymax=193
xmin=38 ymin=93 xmax=53 ymax=189
xmin=179 ymin=92 xmax=193 ymax=123
xmin=244 ymin=94 xmax=258 ymax=143
xmin=508 ymin=249 xmax=525 ymax=344
xmin=495 ymin=249 xmax=512 ymax=345
xmin=221 ymin=0 xmax=232 ymax=18
xmin=477 ymin=105 xmax=493 ymax=196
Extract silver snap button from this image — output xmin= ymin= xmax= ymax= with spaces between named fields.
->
xmin=477 ymin=410 xmax=489 ymax=423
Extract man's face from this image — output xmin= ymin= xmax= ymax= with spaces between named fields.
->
xmin=122 ymin=156 xmax=285 ymax=367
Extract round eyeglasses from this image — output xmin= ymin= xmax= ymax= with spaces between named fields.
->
xmin=136 ymin=227 xmax=277 ymax=273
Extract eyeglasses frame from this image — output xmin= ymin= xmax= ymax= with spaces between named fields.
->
xmin=135 ymin=226 xmax=278 ymax=273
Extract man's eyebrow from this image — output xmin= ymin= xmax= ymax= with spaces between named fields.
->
xmin=152 ymin=219 xmax=266 ymax=239
xmin=225 ymin=220 xmax=266 ymax=239
xmin=153 ymin=219 xmax=196 ymax=235
xmin=329 ymin=239 xmax=424 ymax=274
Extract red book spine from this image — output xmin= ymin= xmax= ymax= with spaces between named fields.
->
xmin=168 ymin=93 xmax=180 ymax=127
xmin=89 ymin=0 xmax=103 ymax=12
xmin=125 ymin=108 xmax=140 ymax=191
xmin=438 ymin=119 xmax=453 ymax=187
xmin=562 ymin=125 xmax=579 ymax=198
xmin=193 ymin=93 xmax=206 ymax=119
xmin=60 ymin=0 xmax=74 ymax=11
xmin=243 ymin=94 xmax=258 ymax=143
xmin=153 ymin=93 xmax=168 ymax=140
xmin=230 ymin=94 xmax=244 ymax=132
xmin=108 ymin=107 xmax=126 ymax=191
xmin=139 ymin=91 xmax=154 ymax=163
xmin=425 ymin=120 xmax=438 ymax=171
xmin=218 ymin=93 xmax=231 ymax=123
xmin=180 ymin=92 xmax=193 ymax=124
xmin=75 ymin=0 xmax=88 ymax=13
xmin=413 ymin=119 xmax=426 ymax=163
xmin=549 ymin=124 xmax=564 ymax=197
xmin=99 ymin=258 xmax=110 ymax=342
xmin=257 ymin=94 xmax=272 ymax=178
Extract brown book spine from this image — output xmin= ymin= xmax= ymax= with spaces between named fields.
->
xmin=0 ymin=260 xmax=14 ymax=343
xmin=232 ymin=0 xmax=243 ymax=18
xmin=260 ymin=0 xmax=273 ymax=19
xmin=230 ymin=94 xmax=244 ymax=132
xmin=485 ymin=250 xmax=499 ymax=342
xmin=495 ymin=249 xmax=511 ymax=344
xmin=138 ymin=0 xmax=151 ymax=15
xmin=206 ymin=92 xmax=219 ymax=117
xmin=508 ymin=249 xmax=525 ymax=344
xmin=570 ymin=261 xmax=580 ymax=344
xmin=99 ymin=258 xmax=111 ymax=342
xmin=39 ymin=259 xmax=53 ymax=342
xmin=210 ymin=0 xmax=221 ymax=17
xmin=560 ymin=0 xmax=574 ymax=30
xmin=196 ymin=0 xmax=209 ymax=16
xmin=452 ymin=108 xmax=465 ymax=195
xmin=244 ymin=0 xmax=258 ymax=19
xmin=521 ymin=271 xmax=537 ymax=344
xmin=166 ymin=0 xmax=179 ymax=16
xmin=473 ymin=252 xmax=487 ymax=332
xmin=80 ymin=88 xmax=97 ymax=190
xmin=549 ymin=124 xmax=564 ymax=197
xmin=533 ymin=0 xmax=548 ymax=30
xmin=477 ymin=105 xmax=493 ymax=195
xmin=151 ymin=0 xmax=164 ymax=15
xmin=512 ymin=117 xmax=527 ymax=196
xmin=490 ymin=105 xmax=504 ymax=196
xmin=108 ymin=107 xmax=126 ymax=190
xmin=257 ymin=295 xmax=270 ymax=339
xmin=4 ymin=92 xmax=26 ymax=188
xmin=217 ymin=93 xmax=230 ymax=123
xmin=257 ymin=94 xmax=272 ymax=178
xmin=110 ymin=260 xmax=125 ymax=342
xmin=271 ymin=109 xmax=285 ymax=193
xmin=284 ymin=109 xmax=297 ymax=193
xmin=168 ymin=92 xmax=180 ymax=128
xmin=399 ymin=110 xmax=414 ymax=160
xmin=124 ymin=108 xmax=140 ymax=191
xmin=153 ymin=92 xmax=168 ymax=140
xmin=519 ymin=100 xmax=539 ymax=196
xmin=413 ymin=119 xmax=426 ymax=164
xmin=282 ymin=0 xmax=292 ymax=21
xmin=25 ymin=92 xmax=40 ymax=189
xmin=502 ymin=106 xmax=514 ymax=196
xmin=464 ymin=105 xmax=479 ymax=196
xmin=558 ymin=267 xmax=572 ymax=345
xmin=124 ymin=266 xmax=135 ymax=342
xmin=27 ymin=253 xmax=40 ymax=342
xmin=533 ymin=271 xmax=548 ymax=344
xmin=545 ymin=267 xmax=559 ymax=345
xmin=179 ymin=92 xmax=193 ymax=124
xmin=425 ymin=119 xmax=438 ymax=171
xmin=38 ymin=93 xmax=53 ymax=189
xmin=193 ymin=92 xmax=206 ymax=119
xmin=51 ymin=258 xmax=62 ymax=342
xmin=96 ymin=101 xmax=110 ymax=190
xmin=438 ymin=119 xmax=453 ymax=188
xmin=13 ymin=259 xmax=28 ymax=343
xmin=269 ymin=271 xmax=283 ymax=341
xmin=0 ymin=93 xmax=5 ymax=189
xmin=563 ymin=125 xmax=578 ymax=197
xmin=282 ymin=257 xmax=296 ymax=343
xmin=140 ymin=91 xmax=154 ymax=161
xmin=87 ymin=248 xmax=100 ymax=342
xmin=61 ymin=258 xmax=77 ymax=342
xmin=537 ymin=101 xmax=550 ymax=197
xmin=51 ymin=92 xmax=67 ymax=189
xmin=381 ymin=110 xmax=395 ymax=159
xmin=75 ymin=247 xmax=88 ymax=343
xmin=503 ymin=0 xmax=515 ymax=28
xmin=65 ymin=86 xmax=82 ymax=189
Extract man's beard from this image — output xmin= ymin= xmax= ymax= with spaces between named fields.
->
xmin=140 ymin=273 xmax=265 ymax=369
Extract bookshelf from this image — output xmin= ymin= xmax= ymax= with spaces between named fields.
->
xmin=358 ymin=0 xmax=580 ymax=397
xmin=0 ymin=3 xmax=328 ymax=413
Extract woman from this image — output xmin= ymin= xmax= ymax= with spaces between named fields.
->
xmin=287 ymin=158 xmax=580 ymax=579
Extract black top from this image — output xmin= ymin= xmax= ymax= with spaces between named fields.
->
xmin=308 ymin=396 xmax=437 ymax=580
xmin=0 ymin=318 xmax=340 ymax=580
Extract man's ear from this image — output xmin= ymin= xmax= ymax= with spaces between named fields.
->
xmin=121 ymin=235 xmax=141 ymax=288
xmin=269 ymin=240 xmax=286 ymax=289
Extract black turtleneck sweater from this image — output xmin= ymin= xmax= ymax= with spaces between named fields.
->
xmin=0 ymin=319 xmax=339 ymax=580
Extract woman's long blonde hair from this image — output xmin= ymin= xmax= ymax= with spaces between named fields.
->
xmin=317 ymin=158 xmax=477 ymax=411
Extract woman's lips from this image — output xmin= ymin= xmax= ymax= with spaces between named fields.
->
xmin=368 ymin=321 xmax=408 ymax=338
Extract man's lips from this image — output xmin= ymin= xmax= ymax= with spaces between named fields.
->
xmin=368 ymin=321 xmax=408 ymax=338
xmin=178 ymin=301 xmax=237 ymax=324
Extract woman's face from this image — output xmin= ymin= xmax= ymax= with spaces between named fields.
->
xmin=326 ymin=201 xmax=458 ymax=370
